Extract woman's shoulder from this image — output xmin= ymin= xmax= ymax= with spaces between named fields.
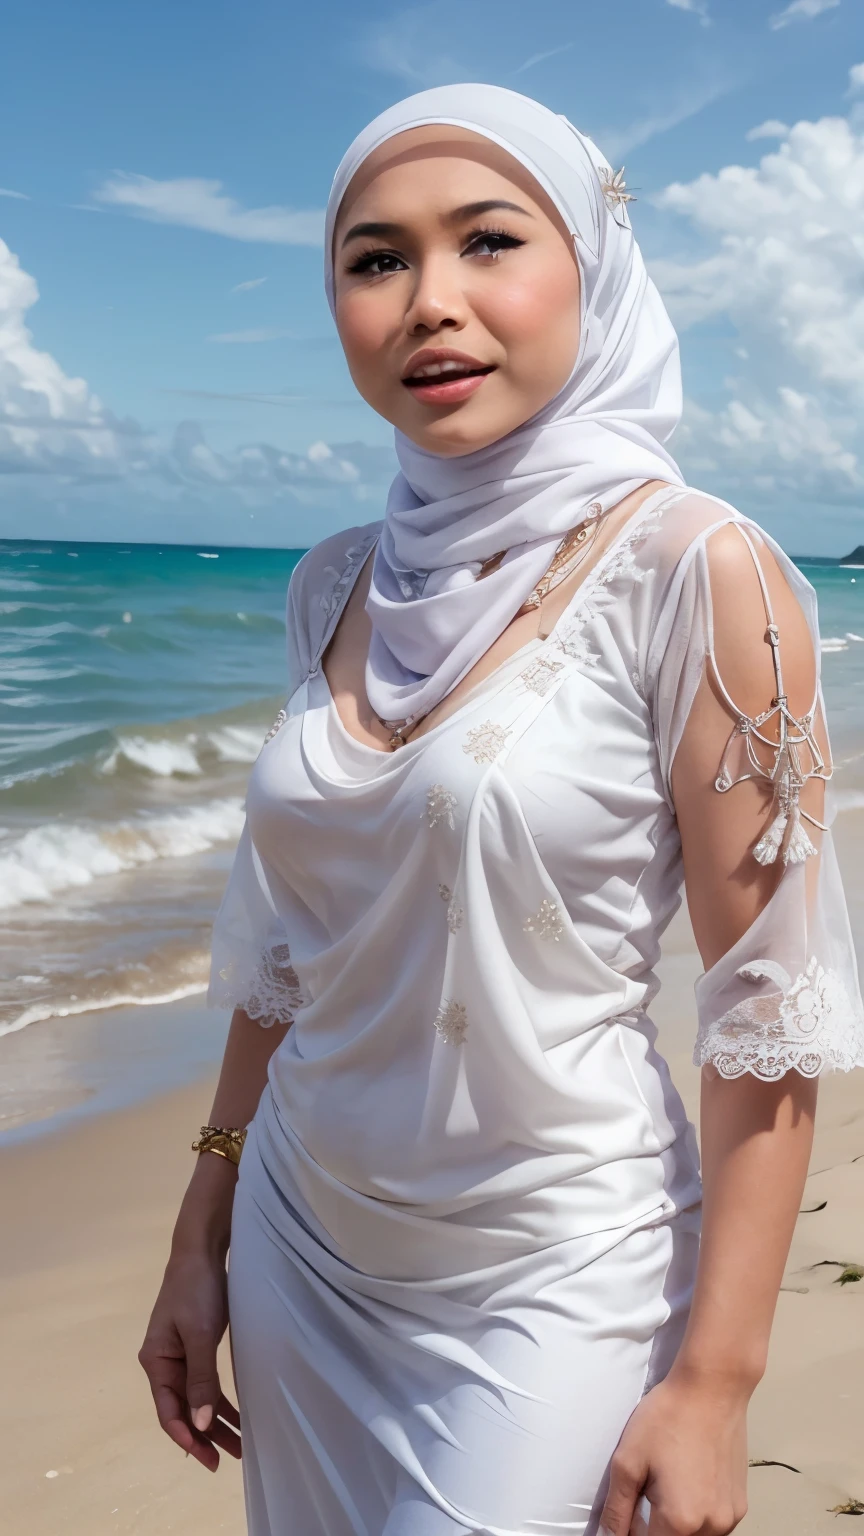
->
xmin=287 ymin=518 xmax=382 ymax=625
xmin=642 ymin=485 xmax=814 ymax=605
xmin=289 ymin=518 xmax=382 ymax=598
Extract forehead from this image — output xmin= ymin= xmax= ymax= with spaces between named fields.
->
xmin=334 ymin=125 xmax=562 ymax=233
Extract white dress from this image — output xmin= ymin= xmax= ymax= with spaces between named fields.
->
xmin=210 ymin=485 xmax=864 ymax=1536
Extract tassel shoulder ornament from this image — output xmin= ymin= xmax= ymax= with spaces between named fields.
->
xmin=711 ymin=529 xmax=831 ymax=867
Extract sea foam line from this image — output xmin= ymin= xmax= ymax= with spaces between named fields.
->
xmin=0 ymin=796 xmax=245 ymax=910
xmin=101 ymin=724 xmax=264 ymax=777
xmin=0 ymin=981 xmax=209 ymax=1039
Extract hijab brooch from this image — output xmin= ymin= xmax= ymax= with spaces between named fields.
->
xmin=598 ymin=166 xmax=636 ymax=220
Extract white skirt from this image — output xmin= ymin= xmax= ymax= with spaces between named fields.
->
xmin=228 ymin=1120 xmax=699 ymax=1536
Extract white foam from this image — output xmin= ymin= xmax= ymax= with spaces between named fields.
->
xmin=207 ymin=725 xmax=263 ymax=763
xmin=846 ymin=632 xmax=864 ymax=643
xmin=102 ymin=735 xmax=202 ymax=777
xmin=0 ymin=981 xmax=208 ymax=1039
xmin=820 ymin=637 xmax=849 ymax=652
xmin=0 ymin=797 xmax=244 ymax=911
xmin=197 ymin=552 xmax=219 ymax=559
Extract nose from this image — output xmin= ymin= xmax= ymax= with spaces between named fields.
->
xmin=403 ymin=251 xmax=468 ymax=337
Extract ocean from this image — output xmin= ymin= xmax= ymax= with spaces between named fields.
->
xmin=1 ymin=537 xmax=863 ymax=1042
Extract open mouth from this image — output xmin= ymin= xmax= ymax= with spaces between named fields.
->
xmin=401 ymin=355 xmax=497 ymax=404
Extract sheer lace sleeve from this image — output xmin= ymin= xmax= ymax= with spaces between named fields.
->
xmin=648 ymin=507 xmax=864 ymax=1081
xmin=207 ymin=823 xmax=307 ymax=1027
xmin=206 ymin=521 xmax=379 ymax=1027
xmin=205 ymin=551 xmax=313 ymax=1028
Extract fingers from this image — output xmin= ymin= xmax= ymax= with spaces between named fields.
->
xmin=598 ymin=1451 xmax=646 ymax=1536
xmin=184 ymin=1326 xmax=222 ymax=1436
xmin=139 ymin=1321 xmax=239 ymax=1472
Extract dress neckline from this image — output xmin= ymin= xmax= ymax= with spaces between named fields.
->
xmin=314 ymin=482 xmax=682 ymax=759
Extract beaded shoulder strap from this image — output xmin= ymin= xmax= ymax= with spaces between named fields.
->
xmin=711 ymin=524 xmax=830 ymax=866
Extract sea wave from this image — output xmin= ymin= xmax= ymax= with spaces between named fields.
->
xmin=101 ymin=723 xmax=264 ymax=777
xmin=0 ymin=797 xmax=245 ymax=910
xmin=0 ymin=979 xmax=210 ymax=1039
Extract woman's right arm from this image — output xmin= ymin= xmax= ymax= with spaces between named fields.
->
xmin=138 ymin=1007 xmax=291 ymax=1471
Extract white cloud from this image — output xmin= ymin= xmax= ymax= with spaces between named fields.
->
xmin=231 ymin=277 xmax=267 ymax=293
xmin=207 ymin=327 xmax=293 ymax=344
xmin=0 ymin=234 xmax=393 ymax=519
xmin=675 ymin=389 xmax=860 ymax=504
xmin=597 ymin=75 xmax=734 ymax=159
xmin=849 ymin=62 xmax=864 ymax=93
xmin=666 ymin=0 xmax=711 ymax=25
xmin=513 ymin=42 xmax=575 ymax=76
xmin=92 ymin=174 xmax=324 ymax=246
xmin=769 ymin=0 xmax=840 ymax=30
xmin=360 ymin=3 xmax=469 ymax=87
xmin=745 ymin=119 xmax=790 ymax=141
xmin=0 ymin=239 xmax=143 ymax=477
xmin=0 ymin=188 xmax=28 ymax=201
xmin=651 ymin=101 xmax=864 ymax=503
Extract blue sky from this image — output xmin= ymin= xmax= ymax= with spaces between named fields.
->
xmin=0 ymin=0 xmax=862 ymax=553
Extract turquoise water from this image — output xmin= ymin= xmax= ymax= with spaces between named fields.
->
xmin=1 ymin=538 xmax=862 ymax=1039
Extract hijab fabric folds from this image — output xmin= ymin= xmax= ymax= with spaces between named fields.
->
xmin=323 ymin=83 xmax=684 ymax=726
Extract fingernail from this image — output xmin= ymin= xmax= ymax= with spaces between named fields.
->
xmin=192 ymin=1405 xmax=213 ymax=1433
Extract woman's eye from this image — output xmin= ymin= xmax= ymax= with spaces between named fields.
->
xmin=346 ymin=250 xmax=406 ymax=277
xmin=465 ymin=229 xmax=525 ymax=259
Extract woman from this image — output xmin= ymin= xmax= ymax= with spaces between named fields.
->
xmin=140 ymin=85 xmax=864 ymax=1536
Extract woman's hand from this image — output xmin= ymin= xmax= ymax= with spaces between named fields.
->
xmin=599 ymin=1370 xmax=749 ymax=1536
xmin=139 ymin=1154 xmax=241 ymax=1472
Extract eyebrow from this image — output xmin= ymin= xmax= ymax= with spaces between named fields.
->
xmin=339 ymin=199 xmax=535 ymax=248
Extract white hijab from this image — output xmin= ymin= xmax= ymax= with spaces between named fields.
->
xmin=323 ymin=83 xmax=684 ymax=727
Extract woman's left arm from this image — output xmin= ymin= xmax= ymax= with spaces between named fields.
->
xmin=601 ymin=523 xmax=826 ymax=1536
xmin=600 ymin=1069 xmax=815 ymax=1536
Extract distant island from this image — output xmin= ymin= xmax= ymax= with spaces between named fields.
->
xmin=840 ymin=545 xmax=864 ymax=565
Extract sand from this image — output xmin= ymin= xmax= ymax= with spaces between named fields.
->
xmin=1 ymin=915 xmax=863 ymax=1534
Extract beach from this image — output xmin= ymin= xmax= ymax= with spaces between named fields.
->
xmin=2 ymin=890 xmax=864 ymax=1535
xmin=1 ymin=537 xmax=863 ymax=1533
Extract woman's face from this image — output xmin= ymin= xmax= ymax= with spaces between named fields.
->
xmin=333 ymin=127 xmax=582 ymax=457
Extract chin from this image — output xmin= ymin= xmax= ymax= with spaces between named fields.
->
xmin=404 ymin=410 xmax=512 ymax=458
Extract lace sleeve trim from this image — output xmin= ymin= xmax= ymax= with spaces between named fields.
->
xmin=694 ymin=957 xmax=864 ymax=1080
xmin=211 ymin=941 xmax=309 ymax=1029
xmin=710 ymin=525 xmax=831 ymax=867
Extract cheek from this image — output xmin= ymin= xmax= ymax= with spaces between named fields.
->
xmin=335 ymin=293 xmax=396 ymax=387
xmin=473 ymin=263 xmax=580 ymax=375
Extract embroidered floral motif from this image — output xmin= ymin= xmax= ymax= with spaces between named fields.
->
xmin=438 ymin=883 xmax=451 ymax=902
xmin=550 ymin=496 xmax=676 ymax=679
xmin=556 ymin=628 xmax=600 ymax=667
xmin=433 ymin=999 xmax=468 ymax=1046
xmin=463 ymin=720 xmax=512 ymax=764
xmin=694 ymin=956 xmax=864 ymax=1081
xmin=318 ymin=533 xmax=378 ymax=624
xmin=263 ymin=708 xmax=287 ymax=744
xmin=520 ymin=655 xmax=565 ymax=696
xmin=426 ymin=784 xmax=457 ymax=829
xmin=446 ymin=899 xmax=464 ymax=933
xmin=523 ymin=898 xmax=565 ymax=941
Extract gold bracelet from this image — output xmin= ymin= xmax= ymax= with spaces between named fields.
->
xmin=192 ymin=1125 xmax=247 ymax=1166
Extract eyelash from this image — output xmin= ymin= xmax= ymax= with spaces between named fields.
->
xmin=345 ymin=225 xmax=526 ymax=277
